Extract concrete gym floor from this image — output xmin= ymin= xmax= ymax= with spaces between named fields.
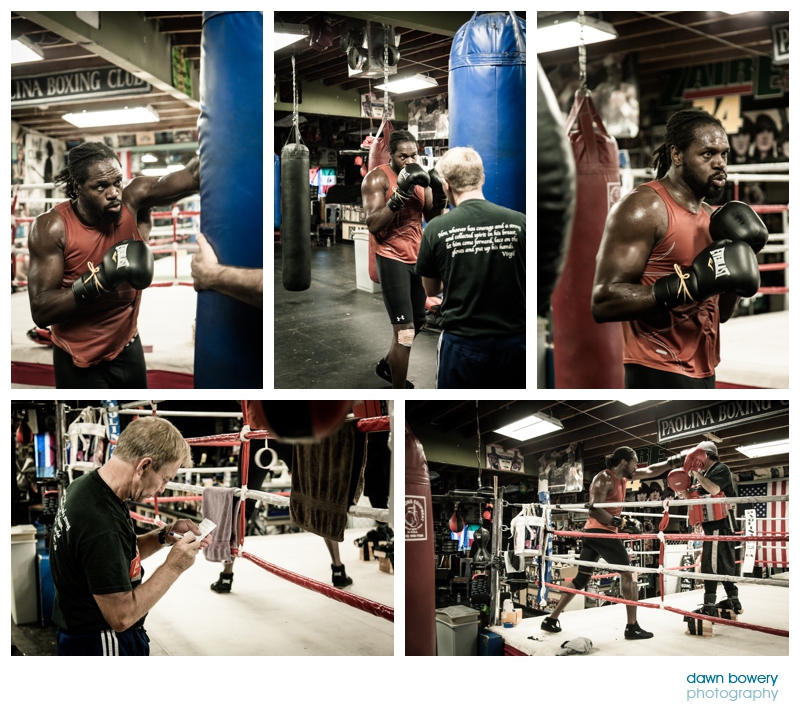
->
xmin=495 ymin=578 xmax=789 ymax=656
xmin=141 ymin=526 xmax=394 ymax=656
xmin=274 ymin=241 xmax=438 ymax=389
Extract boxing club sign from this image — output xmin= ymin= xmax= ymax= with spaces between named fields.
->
xmin=12 ymin=66 xmax=151 ymax=108
xmin=657 ymin=400 xmax=789 ymax=442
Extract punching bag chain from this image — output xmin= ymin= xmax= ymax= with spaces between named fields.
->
xmin=383 ymin=24 xmax=390 ymax=120
xmin=578 ymin=11 xmax=588 ymax=96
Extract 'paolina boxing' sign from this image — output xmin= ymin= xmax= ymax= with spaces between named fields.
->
xmin=11 ymin=67 xmax=151 ymax=108
xmin=657 ymin=401 xmax=789 ymax=442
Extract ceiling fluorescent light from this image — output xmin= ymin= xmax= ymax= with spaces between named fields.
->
xmin=275 ymin=22 xmax=309 ymax=51
xmin=375 ymin=74 xmax=438 ymax=94
xmin=496 ymin=413 xmax=564 ymax=441
xmin=537 ymin=13 xmax=618 ymax=53
xmin=11 ymin=38 xmax=45 ymax=64
xmin=736 ymin=439 xmax=790 ymax=458
xmin=62 ymin=106 xmax=160 ymax=128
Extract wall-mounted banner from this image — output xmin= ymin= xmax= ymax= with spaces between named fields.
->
xmin=537 ymin=442 xmax=583 ymax=494
xmin=12 ymin=67 xmax=151 ymax=108
xmin=486 ymin=443 xmax=524 ymax=473
xmin=657 ymin=400 xmax=789 ymax=443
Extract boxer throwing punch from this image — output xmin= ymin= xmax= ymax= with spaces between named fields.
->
xmin=591 ymin=109 xmax=767 ymax=388
xmin=362 ymin=130 xmax=446 ymax=389
xmin=28 ymin=142 xmax=200 ymax=388
xmin=541 ymin=446 xmax=660 ymax=640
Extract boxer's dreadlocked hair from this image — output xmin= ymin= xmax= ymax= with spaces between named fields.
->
xmin=388 ymin=129 xmax=419 ymax=155
xmin=604 ymin=446 xmax=637 ymax=469
xmin=54 ymin=142 xmax=119 ymax=200
xmin=651 ymin=108 xmax=724 ymax=180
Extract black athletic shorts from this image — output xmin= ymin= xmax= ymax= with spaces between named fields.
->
xmin=625 ymin=363 xmax=716 ymax=389
xmin=53 ymin=333 xmax=148 ymax=389
xmin=375 ymin=254 xmax=426 ymax=327
xmin=576 ymin=528 xmax=631 ymax=578
xmin=701 ymin=516 xmax=737 ymax=577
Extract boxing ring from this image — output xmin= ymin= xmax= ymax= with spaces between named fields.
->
xmin=11 ymin=186 xmax=199 ymax=388
xmin=490 ymin=494 xmax=788 ymax=657
xmin=109 ymin=401 xmax=394 ymax=654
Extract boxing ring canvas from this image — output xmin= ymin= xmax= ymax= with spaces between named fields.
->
xmin=141 ymin=528 xmax=394 ymax=656
xmin=494 ymin=579 xmax=789 ymax=657
xmin=717 ymin=310 xmax=789 ymax=388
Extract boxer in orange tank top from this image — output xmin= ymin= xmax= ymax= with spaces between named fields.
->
xmin=27 ymin=142 xmax=199 ymax=388
xmin=591 ymin=108 xmax=759 ymax=388
xmin=362 ymin=130 xmax=445 ymax=389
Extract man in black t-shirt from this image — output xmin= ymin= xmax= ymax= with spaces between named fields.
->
xmin=50 ymin=416 xmax=211 ymax=655
xmin=416 ymin=147 xmax=526 ymax=388
xmin=685 ymin=441 xmax=742 ymax=616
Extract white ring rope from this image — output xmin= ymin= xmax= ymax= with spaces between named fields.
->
xmin=163 ymin=480 xmax=389 ymax=522
xmin=551 ymin=495 xmax=788 ymax=510
xmin=545 ymin=554 xmax=789 ymax=587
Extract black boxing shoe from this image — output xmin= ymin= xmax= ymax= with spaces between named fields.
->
xmin=717 ymin=596 xmax=743 ymax=615
xmin=541 ymin=616 xmax=562 ymax=633
xmin=624 ymin=622 xmax=654 ymax=640
xmin=375 ymin=359 xmax=414 ymax=389
xmin=210 ymin=572 xmax=234 ymax=593
xmin=332 ymin=564 xmax=353 ymax=588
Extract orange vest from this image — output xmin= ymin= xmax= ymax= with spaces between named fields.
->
xmin=369 ymin=164 xmax=426 ymax=264
xmin=584 ymin=470 xmax=626 ymax=532
xmin=622 ymin=180 xmax=720 ymax=378
xmin=50 ymin=201 xmax=144 ymax=367
xmin=687 ymin=488 xmax=729 ymax=526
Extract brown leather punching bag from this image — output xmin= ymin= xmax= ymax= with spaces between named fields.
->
xmin=405 ymin=422 xmax=436 ymax=655
xmin=551 ymin=92 xmax=624 ymax=388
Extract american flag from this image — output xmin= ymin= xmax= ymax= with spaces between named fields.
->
xmin=738 ymin=480 xmax=789 ymax=568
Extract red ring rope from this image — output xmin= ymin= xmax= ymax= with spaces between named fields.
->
xmin=544 ymin=582 xmax=788 ymax=637
xmin=236 ymin=549 xmax=394 ymax=622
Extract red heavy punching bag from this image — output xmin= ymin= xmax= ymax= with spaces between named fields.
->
xmin=366 ymin=120 xmax=395 ymax=284
xmin=551 ymin=92 xmax=624 ymax=388
xmin=405 ymin=422 xmax=435 ymax=655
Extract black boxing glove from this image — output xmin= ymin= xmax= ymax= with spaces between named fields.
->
xmin=428 ymin=168 xmax=448 ymax=210
xmin=72 ymin=239 xmax=155 ymax=305
xmin=652 ymin=239 xmax=760 ymax=309
xmin=709 ymin=201 xmax=769 ymax=254
xmin=387 ymin=163 xmax=429 ymax=212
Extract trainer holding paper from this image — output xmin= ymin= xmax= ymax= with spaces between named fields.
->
xmin=50 ymin=415 xmax=211 ymax=656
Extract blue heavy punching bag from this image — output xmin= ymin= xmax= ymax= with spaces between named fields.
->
xmin=274 ymin=153 xmax=281 ymax=230
xmin=449 ymin=12 xmax=526 ymax=213
xmin=195 ymin=11 xmax=263 ymax=388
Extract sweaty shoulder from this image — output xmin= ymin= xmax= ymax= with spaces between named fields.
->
xmin=608 ymin=184 xmax=668 ymax=243
xmin=30 ymin=206 xmax=66 ymax=250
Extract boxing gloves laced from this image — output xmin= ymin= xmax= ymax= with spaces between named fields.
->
xmin=72 ymin=239 xmax=154 ymax=305
xmin=652 ymin=238 xmax=760 ymax=309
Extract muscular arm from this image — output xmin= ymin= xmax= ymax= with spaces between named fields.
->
xmin=124 ymin=155 xmax=200 ymax=214
xmin=93 ymin=560 xmax=182 ymax=632
xmin=587 ymin=472 xmax=619 ymax=525
xmin=27 ymin=210 xmax=80 ymax=327
xmin=421 ymin=276 xmax=443 ymax=296
xmin=591 ymin=188 xmax=667 ymax=323
xmin=136 ymin=527 xmax=165 ymax=561
xmin=362 ymin=170 xmax=394 ymax=237
xmin=191 ymin=232 xmax=263 ymax=308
